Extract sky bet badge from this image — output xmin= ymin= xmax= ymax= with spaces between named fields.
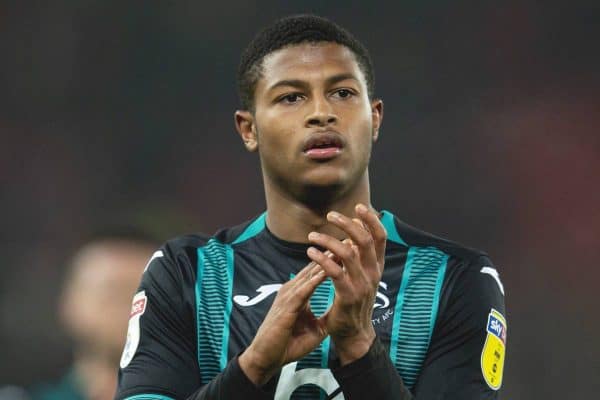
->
xmin=481 ymin=308 xmax=507 ymax=390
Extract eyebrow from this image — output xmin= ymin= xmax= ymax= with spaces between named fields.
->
xmin=267 ymin=73 xmax=359 ymax=93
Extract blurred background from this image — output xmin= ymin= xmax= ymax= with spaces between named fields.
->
xmin=1 ymin=1 xmax=598 ymax=399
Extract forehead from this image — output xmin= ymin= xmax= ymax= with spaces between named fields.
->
xmin=259 ymin=42 xmax=365 ymax=86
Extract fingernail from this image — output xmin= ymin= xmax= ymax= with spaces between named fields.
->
xmin=308 ymin=231 xmax=320 ymax=240
xmin=327 ymin=211 xmax=341 ymax=221
xmin=310 ymin=270 xmax=325 ymax=280
xmin=307 ymin=246 xmax=318 ymax=256
xmin=356 ymin=204 xmax=368 ymax=213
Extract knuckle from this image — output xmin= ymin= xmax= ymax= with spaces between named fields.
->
xmin=380 ymin=227 xmax=388 ymax=239
xmin=330 ymin=269 xmax=343 ymax=280
xmin=354 ymin=232 xmax=370 ymax=247
xmin=373 ymin=228 xmax=386 ymax=241
xmin=341 ymin=246 xmax=355 ymax=260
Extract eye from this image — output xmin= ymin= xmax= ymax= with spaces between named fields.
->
xmin=332 ymin=88 xmax=355 ymax=99
xmin=278 ymin=93 xmax=304 ymax=104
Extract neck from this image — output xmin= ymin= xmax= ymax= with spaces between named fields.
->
xmin=264 ymin=172 xmax=372 ymax=243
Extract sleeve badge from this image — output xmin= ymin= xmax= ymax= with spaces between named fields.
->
xmin=481 ymin=308 xmax=507 ymax=390
xmin=119 ymin=290 xmax=147 ymax=369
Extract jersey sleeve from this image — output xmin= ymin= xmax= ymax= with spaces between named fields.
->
xmin=115 ymin=243 xmax=201 ymax=399
xmin=331 ymin=337 xmax=413 ymax=399
xmin=413 ymin=255 xmax=507 ymax=399
xmin=114 ymin=241 xmax=277 ymax=400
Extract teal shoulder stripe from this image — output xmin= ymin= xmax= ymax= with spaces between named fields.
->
xmin=232 ymin=212 xmax=266 ymax=244
xmin=389 ymin=246 xmax=448 ymax=390
xmin=389 ymin=247 xmax=416 ymax=367
xmin=221 ymin=245 xmax=235 ymax=369
xmin=195 ymin=246 xmax=206 ymax=372
xmin=195 ymin=239 xmax=235 ymax=384
xmin=429 ymin=253 xmax=448 ymax=341
xmin=381 ymin=210 xmax=407 ymax=246
xmin=123 ymin=395 xmax=175 ymax=400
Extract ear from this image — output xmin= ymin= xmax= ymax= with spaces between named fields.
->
xmin=235 ymin=110 xmax=258 ymax=152
xmin=370 ymin=99 xmax=383 ymax=142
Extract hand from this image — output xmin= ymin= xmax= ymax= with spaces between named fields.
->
xmin=306 ymin=204 xmax=387 ymax=365
xmin=238 ymin=262 xmax=328 ymax=386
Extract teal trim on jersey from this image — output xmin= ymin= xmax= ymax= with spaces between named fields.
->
xmin=195 ymin=239 xmax=235 ymax=384
xmin=389 ymin=246 xmax=448 ymax=390
xmin=232 ymin=212 xmax=266 ymax=244
xmin=429 ymin=253 xmax=448 ymax=342
xmin=221 ymin=245 xmax=235 ymax=369
xmin=390 ymin=247 xmax=415 ymax=367
xmin=122 ymin=395 xmax=175 ymax=400
xmin=195 ymin=247 xmax=206 ymax=376
xmin=290 ymin=274 xmax=335 ymax=400
xmin=381 ymin=210 xmax=407 ymax=246
xmin=321 ymin=282 xmax=335 ymax=368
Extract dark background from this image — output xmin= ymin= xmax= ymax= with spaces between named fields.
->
xmin=1 ymin=1 xmax=599 ymax=398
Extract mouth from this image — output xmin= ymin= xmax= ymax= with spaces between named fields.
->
xmin=302 ymin=131 xmax=345 ymax=160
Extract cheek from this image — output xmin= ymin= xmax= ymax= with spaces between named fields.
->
xmin=256 ymin=116 xmax=296 ymax=153
xmin=348 ymin=115 xmax=374 ymax=147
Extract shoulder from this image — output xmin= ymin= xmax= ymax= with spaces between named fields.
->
xmin=382 ymin=210 xmax=486 ymax=261
xmin=382 ymin=210 xmax=505 ymax=301
xmin=211 ymin=212 xmax=267 ymax=245
xmin=145 ymin=213 xmax=267 ymax=276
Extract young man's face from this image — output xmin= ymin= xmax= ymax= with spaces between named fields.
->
xmin=238 ymin=42 xmax=382 ymax=197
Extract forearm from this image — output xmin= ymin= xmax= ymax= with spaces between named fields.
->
xmin=332 ymin=337 xmax=413 ymax=400
xmin=186 ymin=356 xmax=276 ymax=400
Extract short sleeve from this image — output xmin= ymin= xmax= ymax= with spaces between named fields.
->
xmin=413 ymin=255 xmax=507 ymax=399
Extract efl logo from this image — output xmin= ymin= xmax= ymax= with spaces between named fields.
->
xmin=130 ymin=297 xmax=147 ymax=318
xmin=487 ymin=313 xmax=506 ymax=344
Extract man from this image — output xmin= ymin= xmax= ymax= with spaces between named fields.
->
xmin=30 ymin=230 xmax=157 ymax=400
xmin=115 ymin=15 xmax=506 ymax=399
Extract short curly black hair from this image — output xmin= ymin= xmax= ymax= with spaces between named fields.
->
xmin=237 ymin=14 xmax=375 ymax=111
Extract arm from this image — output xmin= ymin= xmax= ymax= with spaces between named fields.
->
xmin=411 ymin=255 xmax=507 ymax=399
xmin=115 ymin=242 xmax=201 ymax=399
xmin=330 ymin=337 xmax=413 ymax=399
xmin=332 ymin=256 xmax=506 ymax=400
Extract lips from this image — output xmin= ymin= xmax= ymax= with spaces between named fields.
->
xmin=302 ymin=131 xmax=345 ymax=160
xmin=303 ymin=131 xmax=344 ymax=152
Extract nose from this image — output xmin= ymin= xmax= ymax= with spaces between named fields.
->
xmin=304 ymin=96 xmax=337 ymax=127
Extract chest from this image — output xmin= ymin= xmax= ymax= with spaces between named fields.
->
xmin=194 ymin=239 xmax=448 ymax=392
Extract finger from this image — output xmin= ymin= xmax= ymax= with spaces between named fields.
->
xmin=327 ymin=211 xmax=374 ymax=250
xmin=355 ymin=204 xmax=387 ymax=268
xmin=306 ymin=246 xmax=347 ymax=282
xmin=352 ymin=218 xmax=365 ymax=230
xmin=280 ymin=268 xmax=326 ymax=314
xmin=292 ymin=267 xmax=327 ymax=302
xmin=294 ymin=260 xmax=319 ymax=280
xmin=276 ymin=262 xmax=322 ymax=310
xmin=308 ymin=231 xmax=363 ymax=280
xmin=326 ymin=211 xmax=378 ymax=268
xmin=342 ymin=238 xmax=360 ymax=259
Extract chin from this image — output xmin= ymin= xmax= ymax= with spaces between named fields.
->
xmin=297 ymin=176 xmax=352 ymax=204
xmin=301 ymin=174 xmax=347 ymax=190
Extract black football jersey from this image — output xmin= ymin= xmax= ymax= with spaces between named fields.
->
xmin=115 ymin=211 xmax=506 ymax=399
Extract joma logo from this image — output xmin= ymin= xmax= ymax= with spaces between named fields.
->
xmin=234 ymin=282 xmax=390 ymax=309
